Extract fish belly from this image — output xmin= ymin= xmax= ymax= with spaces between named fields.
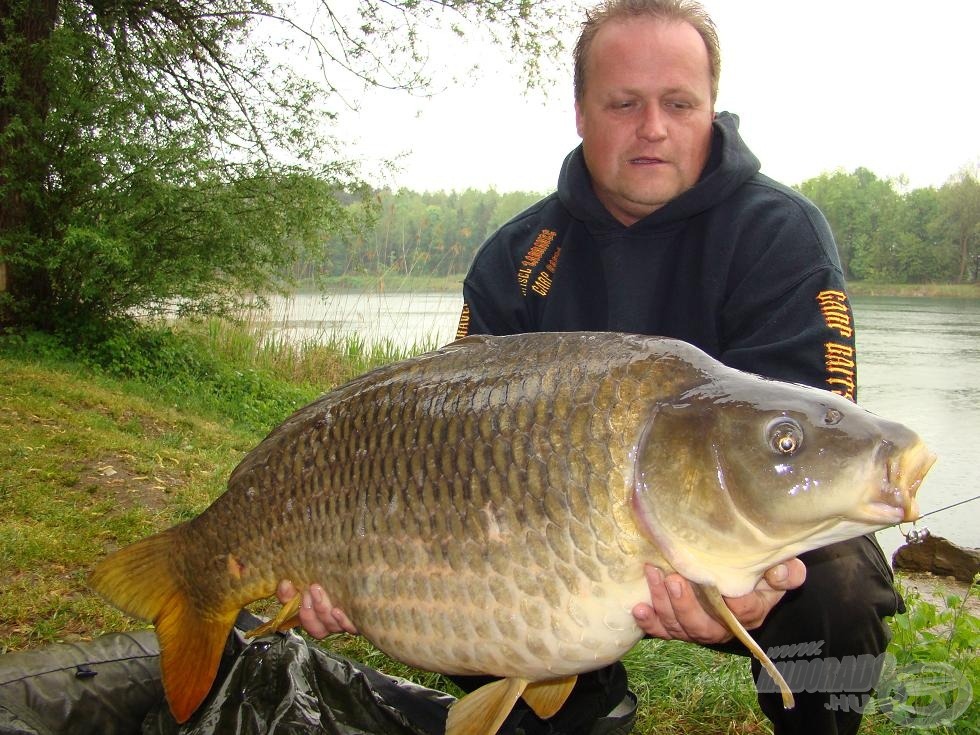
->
xmin=342 ymin=549 xmax=650 ymax=680
xmin=212 ymin=333 xmax=671 ymax=678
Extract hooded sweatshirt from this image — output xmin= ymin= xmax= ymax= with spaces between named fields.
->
xmin=459 ymin=112 xmax=857 ymax=400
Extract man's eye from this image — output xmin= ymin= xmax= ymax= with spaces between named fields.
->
xmin=666 ymin=100 xmax=692 ymax=111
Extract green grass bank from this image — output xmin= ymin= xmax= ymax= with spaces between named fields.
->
xmin=0 ymin=320 xmax=975 ymax=734
xmin=302 ymin=276 xmax=980 ymax=299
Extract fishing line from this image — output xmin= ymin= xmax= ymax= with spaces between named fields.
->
xmin=897 ymin=493 xmax=980 ymax=545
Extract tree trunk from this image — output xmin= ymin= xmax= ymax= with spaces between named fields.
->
xmin=0 ymin=0 xmax=60 ymax=322
xmin=958 ymin=234 xmax=969 ymax=283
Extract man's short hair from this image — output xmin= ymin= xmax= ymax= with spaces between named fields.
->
xmin=573 ymin=0 xmax=721 ymax=103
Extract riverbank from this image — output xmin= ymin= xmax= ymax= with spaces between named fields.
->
xmin=299 ymin=275 xmax=980 ymax=299
xmin=1 ymin=322 xmax=976 ymax=734
xmin=848 ymin=282 xmax=980 ymax=299
xmin=6 ymin=319 xmax=974 ymax=654
xmin=897 ymin=572 xmax=979 ymax=616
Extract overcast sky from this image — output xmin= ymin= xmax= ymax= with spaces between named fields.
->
xmin=324 ymin=0 xmax=979 ymax=194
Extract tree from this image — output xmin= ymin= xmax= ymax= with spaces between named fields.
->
xmin=938 ymin=166 xmax=980 ymax=282
xmin=0 ymin=1 xmax=567 ymax=329
xmin=894 ymin=187 xmax=957 ymax=283
xmin=798 ymin=168 xmax=902 ymax=282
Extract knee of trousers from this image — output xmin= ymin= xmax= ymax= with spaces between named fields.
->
xmin=753 ymin=536 xmax=902 ymax=657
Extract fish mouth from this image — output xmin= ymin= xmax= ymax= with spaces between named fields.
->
xmin=851 ymin=439 xmax=935 ymax=525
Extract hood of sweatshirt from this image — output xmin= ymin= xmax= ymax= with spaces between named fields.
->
xmin=557 ymin=111 xmax=761 ymax=234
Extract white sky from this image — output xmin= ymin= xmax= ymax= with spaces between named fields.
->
xmin=322 ymin=0 xmax=979 ymax=193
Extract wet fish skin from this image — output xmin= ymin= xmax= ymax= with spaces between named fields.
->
xmin=89 ymin=332 xmax=933 ymax=732
xmin=180 ymin=332 xmax=673 ymax=677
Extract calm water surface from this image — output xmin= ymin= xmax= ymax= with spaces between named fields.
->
xmin=267 ymin=293 xmax=979 ymax=556
xmin=852 ymin=297 xmax=980 ymax=557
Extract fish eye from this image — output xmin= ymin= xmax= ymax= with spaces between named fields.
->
xmin=766 ymin=418 xmax=804 ymax=455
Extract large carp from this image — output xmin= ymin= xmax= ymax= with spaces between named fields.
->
xmin=90 ymin=332 xmax=934 ymax=734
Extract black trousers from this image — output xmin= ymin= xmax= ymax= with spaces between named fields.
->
xmin=736 ymin=535 xmax=902 ymax=735
xmin=455 ymin=535 xmax=902 ymax=735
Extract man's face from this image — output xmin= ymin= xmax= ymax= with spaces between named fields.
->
xmin=575 ymin=18 xmax=715 ymax=226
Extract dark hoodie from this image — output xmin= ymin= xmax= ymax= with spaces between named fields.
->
xmin=459 ymin=112 xmax=857 ymax=400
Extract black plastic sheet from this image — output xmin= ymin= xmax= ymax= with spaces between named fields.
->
xmin=0 ymin=626 xmax=635 ymax=735
xmin=0 ymin=627 xmax=452 ymax=735
xmin=143 ymin=629 xmax=453 ymax=735
xmin=0 ymin=631 xmax=162 ymax=735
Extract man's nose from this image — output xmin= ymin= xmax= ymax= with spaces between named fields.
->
xmin=638 ymin=104 xmax=667 ymax=141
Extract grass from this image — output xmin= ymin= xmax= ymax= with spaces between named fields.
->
xmin=0 ymin=317 xmax=423 ymax=654
xmin=0 ymin=318 xmax=976 ymax=733
xmin=847 ymin=281 xmax=980 ymax=299
xmin=0 ymin=350 xmax=257 ymax=649
xmin=296 ymin=272 xmax=465 ymax=294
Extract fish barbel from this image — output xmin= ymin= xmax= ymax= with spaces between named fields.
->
xmin=90 ymin=332 xmax=934 ymax=734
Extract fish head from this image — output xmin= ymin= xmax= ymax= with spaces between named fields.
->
xmin=631 ymin=366 xmax=935 ymax=596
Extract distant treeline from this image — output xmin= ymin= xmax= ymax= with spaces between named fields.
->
xmin=799 ymin=167 xmax=978 ymax=284
xmin=298 ymin=167 xmax=979 ymax=285
xmin=295 ymin=188 xmax=544 ymax=281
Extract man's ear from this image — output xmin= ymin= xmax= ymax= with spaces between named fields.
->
xmin=575 ymin=101 xmax=585 ymax=138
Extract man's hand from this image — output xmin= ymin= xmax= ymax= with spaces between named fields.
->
xmin=631 ymin=560 xmax=806 ymax=644
xmin=276 ymin=580 xmax=358 ymax=638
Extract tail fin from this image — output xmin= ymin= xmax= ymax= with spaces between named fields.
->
xmin=89 ymin=529 xmax=238 ymax=723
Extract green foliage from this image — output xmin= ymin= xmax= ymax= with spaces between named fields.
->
xmin=0 ymin=0 xmax=567 ymax=331
xmin=299 ymin=188 xmax=546 ymax=281
xmin=309 ymin=172 xmax=979 ymax=288
xmin=889 ymin=585 xmax=979 ymax=672
xmin=939 ymin=170 xmax=980 ymax=282
xmin=0 ymin=321 xmax=315 ymax=435
xmin=798 ymin=167 xmax=979 ymax=284
xmin=861 ymin=579 xmax=980 ymax=733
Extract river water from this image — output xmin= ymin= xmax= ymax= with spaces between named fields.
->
xmin=263 ymin=292 xmax=979 ymax=557
xmin=850 ymin=297 xmax=980 ymax=558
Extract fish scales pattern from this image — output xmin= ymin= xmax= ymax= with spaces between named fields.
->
xmin=90 ymin=332 xmax=937 ymax=727
xmin=180 ymin=334 xmax=681 ymax=680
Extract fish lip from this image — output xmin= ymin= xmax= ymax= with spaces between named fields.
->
xmin=865 ymin=440 xmax=935 ymax=525
xmin=849 ymin=501 xmax=910 ymax=525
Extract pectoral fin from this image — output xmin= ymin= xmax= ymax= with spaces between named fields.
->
xmin=446 ymin=677 xmax=529 ymax=735
xmin=522 ymin=675 xmax=578 ymax=718
xmin=695 ymin=584 xmax=795 ymax=709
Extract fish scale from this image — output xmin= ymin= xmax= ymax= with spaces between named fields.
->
xmin=245 ymin=337 xmax=651 ymax=677
xmin=90 ymin=332 xmax=934 ymax=733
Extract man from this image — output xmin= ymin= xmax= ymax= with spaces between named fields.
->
xmin=283 ymin=1 xmax=901 ymax=733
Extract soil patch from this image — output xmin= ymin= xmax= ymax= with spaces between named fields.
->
xmin=77 ymin=453 xmax=179 ymax=512
xmin=895 ymin=571 xmax=979 ymax=616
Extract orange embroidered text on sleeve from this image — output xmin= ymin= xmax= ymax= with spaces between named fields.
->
xmin=531 ymin=246 xmax=562 ymax=297
xmin=455 ymin=304 xmax=471 ymax=340
xmin=816 ymin=290 xmax=853 ymax=338
xmin=823 ymin=342 xmax=856 ymax=401
xmin=518 ymin=229 xmax=557 ymax=296
xmin=817 ymin=290 xmax=856 ymax=401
